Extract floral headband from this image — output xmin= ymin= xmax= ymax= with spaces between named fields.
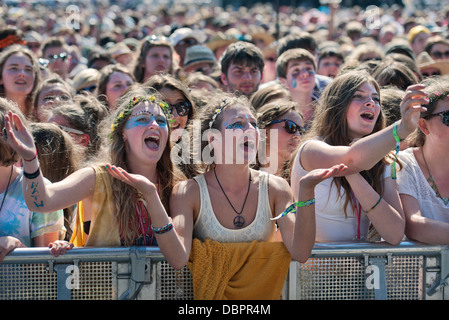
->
xmin=109 ymin=95 xmax=171 ymax=138
xmin=209 ymin=98 xmax=231 ymax=129
xmin=430 ymin=92 xmax=449 ymax=103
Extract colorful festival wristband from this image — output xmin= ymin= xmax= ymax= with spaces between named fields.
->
xmin=270 ymin=198 xmax=316 ymax=220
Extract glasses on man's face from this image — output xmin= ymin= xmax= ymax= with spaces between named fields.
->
xmin=424 ymin=110 xmax=449 ymax=126
xmin=267 ymin=119 xmax=304 ymax=135
xmin=422 ymin=71 xmax=441 ymax=77
xmin=47 ymin=52 xmax=68 ymax=63
xmin=431 ymin=51 xmax=449 ymax=59
xmin=169 ymin=101 xmax=191 ymax=117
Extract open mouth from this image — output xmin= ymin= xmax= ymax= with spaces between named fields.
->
xmin=144 ymin=133 xmax=160 ymax=150
xmin=14 ymin=79 xmax=27 ymax=85
xmin=360 ymin=111 xmax=375 ymax=121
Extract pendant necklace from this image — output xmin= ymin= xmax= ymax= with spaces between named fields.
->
xmin=0 ymin=166 xmax=13 ymax=213
xmin=422 ymin=148 xmax=449 ymax=205
xmin=214 ymin=167 xmax=252 ymax=228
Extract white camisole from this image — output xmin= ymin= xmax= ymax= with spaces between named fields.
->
xmin=192 ymin=171 xmax=277 ymax=242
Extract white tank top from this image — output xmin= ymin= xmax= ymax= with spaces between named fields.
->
xmin=192 ymin=171 xmax=276 ymax=242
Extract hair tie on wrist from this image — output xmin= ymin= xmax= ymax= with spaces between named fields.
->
xmin=23 ymin=168 xmax=40 ymax=180
xmin=23 ymin=151 xmax=37 ymax=162
xmin=366 ymin=195 xmax=382 ymax=213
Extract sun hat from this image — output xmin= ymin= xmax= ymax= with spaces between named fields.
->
xmin=169 ymin=27 xmax=207 ymax=47
xmin=184 ymin=45 xmax=217 ymax=68
xmin=417 ymin=51 xmax=449 ymax=74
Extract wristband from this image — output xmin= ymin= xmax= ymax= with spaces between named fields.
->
xmin=391 ymin=122 xmax=401 ymax=179
xmin=270 ymin=198 xmax=316 ymax=220
xmin=23 ymin=167 xmax=40 ymax=180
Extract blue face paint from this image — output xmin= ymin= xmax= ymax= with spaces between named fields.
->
xmin=125 ymin=112 xmax=167 ymax=130
xmin=291 ymin=77 xmax=297 ymax=88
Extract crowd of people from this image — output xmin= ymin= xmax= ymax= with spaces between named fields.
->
xmin=1 ymin=0 xmax=449 ymax=299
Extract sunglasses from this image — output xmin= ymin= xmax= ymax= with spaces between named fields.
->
xmin=422 ymin=71 xmax=441 ymax=77
xmin=267 ymin=119 xmax=304 ymax=135
xmin=57 ymin=124 xmax=85 ymax=135
xmin=431 ymin=51 xmax=449 ymax=59
xmin=424 ymin=110 xmax=449 ymax=126
xmin=47 ymin=52 xmax=68 ymax=63
xmin=76 ymin=85 xmax=97 ymax=94
xmin=168 ymin=101 xmax=191 ymax=117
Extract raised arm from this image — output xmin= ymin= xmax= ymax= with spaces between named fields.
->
xmin=4 ymin=111 xmax=95 ymax=212
xmin=301 ymin=84 xmax=429 ymax=174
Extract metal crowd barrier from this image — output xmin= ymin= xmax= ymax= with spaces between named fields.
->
xmin=1 ymin=241 xmax=448 ymax=300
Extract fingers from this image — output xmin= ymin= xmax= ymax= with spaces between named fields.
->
xmin=49 ymin=241 xmax=73 ymax=257
xmin=401 ymin=85 xmax=429 ymax=112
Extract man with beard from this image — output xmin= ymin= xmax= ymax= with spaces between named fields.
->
xmin=220 ymin=41 xmax=264 ymax=98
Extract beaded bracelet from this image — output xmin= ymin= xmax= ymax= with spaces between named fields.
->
xmin=366 ymin=195 xmax=382 ymax=213
xmin=23 ymin=167 xmax=40 ymax=180
xmin=270 ymin=198 xmax=316 ymax=220
xmin=151 ymin=217 xmax=174 ymax=235
xmin=391 ymin=121 xmax=401 ymax=180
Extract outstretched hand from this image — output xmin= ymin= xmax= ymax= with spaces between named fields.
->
xmin=3 ymin=111 xmax=36 ymax=160
xmin=105 ymin=164 xmax=157 ymax=195
xmin=299 ymin=163 xmax=348 ymax=191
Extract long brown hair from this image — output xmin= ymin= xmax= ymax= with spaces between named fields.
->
xmin=0 ymin=45 xmax=41 ymax=118
xmin=106 ymin=84 xmax=184 ymax=245
xmin=300 ymin=71 xmax=388 ymax=216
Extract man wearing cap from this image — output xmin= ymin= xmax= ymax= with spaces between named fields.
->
xmin=182 ymin=45 xmax=217 ymax=76
xmin=220 ymin=41 xmax=264 ymax=98
xmin=169 ymin=27 xmax=207 ymax=68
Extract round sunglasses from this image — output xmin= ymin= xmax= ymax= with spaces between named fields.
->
xmin=267 ymin=119 xmax=304 ymax=135
xmin=424 ymin=110 xmax=449 ymax=126
xmin=168 ymin=101 xmax=191 ymax=117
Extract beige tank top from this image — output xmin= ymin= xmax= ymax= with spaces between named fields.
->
xmin=192 ymin=170 xmax=276 ymax=242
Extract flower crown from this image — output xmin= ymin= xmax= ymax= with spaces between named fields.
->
xmin=430 ymin=92 xmax=449 ymax=103
xmin=109 ymin=95 xmax=171 ymax=138
xmin=209 ymin=98 xmax=230 ymax=129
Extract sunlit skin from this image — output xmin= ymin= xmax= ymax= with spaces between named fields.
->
xmin=221 ymin=63 xmax=262 ymax=97
xmin=105 ymin=71 xmax=134 ymax=109
xmin=122 ymin=101 xmax=169 ymax=166
xmin=34 ymin=84 xmax=73 ymax=121
xmin=266 ymin=111 xmax=303 ymax=163
xmin=213 ymin=104 xmax=259 ymax=165
xmin=346 ymin=81 xmax=381 ymax=140
xmin=158 ymin=87 xmax=188 ymax=131
xmin=44 ymin=47 xmax=70 ymax=79
xmin=0 ymin=53 xmax=36 ymax=113
xmin=144 ymin=46 xmax=172 ymax=80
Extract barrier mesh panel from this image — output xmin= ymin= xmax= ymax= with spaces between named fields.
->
xmin=71 ymin=262 xmax=115 ymax=300
xmin=0 ymin=264 xmax=57 ymax=300
xmin=157 ymin=262 xmax=193 ymax=300
xmin=296 ymin=255 xmax=423 ymax=300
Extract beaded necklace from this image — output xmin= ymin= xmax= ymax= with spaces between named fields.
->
xmin=422 ymin=148 xmax=449 ymax=205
